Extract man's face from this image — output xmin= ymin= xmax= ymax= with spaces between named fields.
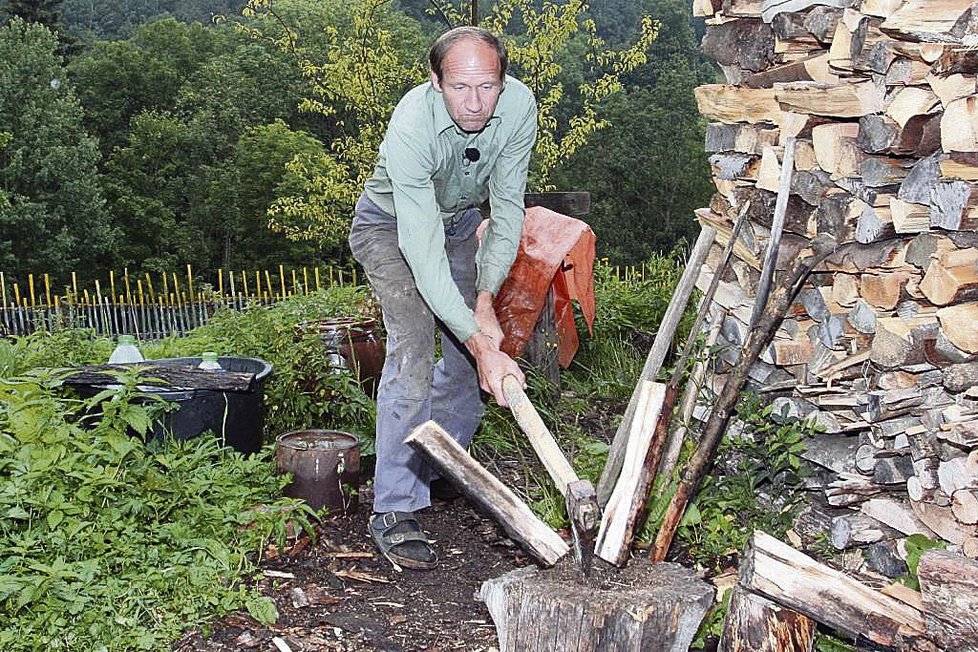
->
xmin=431 ymin=39 xmax=503 ymax=133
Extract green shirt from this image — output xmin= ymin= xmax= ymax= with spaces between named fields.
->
xmin=363 ymin=75 xmax=537 ymax=342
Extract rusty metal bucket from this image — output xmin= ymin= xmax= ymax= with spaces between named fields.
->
xmin=275 ymin=429 xmax=360 ymax=515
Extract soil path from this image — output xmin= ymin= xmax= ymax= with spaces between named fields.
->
xmin=175 ymin=489 xmax=532 ymax=651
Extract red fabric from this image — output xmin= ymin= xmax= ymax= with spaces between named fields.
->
xmin=484 ymin=206 xmax=596 ymax=368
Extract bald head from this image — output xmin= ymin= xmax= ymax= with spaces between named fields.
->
xmin=429 ymin=26 xmax=508 ymax=84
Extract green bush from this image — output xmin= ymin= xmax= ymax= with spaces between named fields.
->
xmin=0 ymin=369 xmax=309 ymax=650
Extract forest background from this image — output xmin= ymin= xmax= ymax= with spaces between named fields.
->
xmin=0 ymin=0 xmax=718 ymax=287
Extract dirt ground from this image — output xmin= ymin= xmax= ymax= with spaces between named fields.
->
xmin=173 ymin=485 xmax=538 ymax=652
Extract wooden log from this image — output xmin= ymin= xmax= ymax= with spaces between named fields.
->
xmin=927 ymin=73 xmax=977 ymax=108
xmin=812 ymin=122 xmax=861 ymax=179
xmin=62 ymin=363 xmax=257 ymax=392
xmin=943 ymin=361 xmax=978 ymax=393
xmin=774 ymin=80 xmax=885 ymax=118
xmin=738 ymin=530 xmax=933 ymax=650
xmin=859 ymin=114 xmax=942 ymax=157
xmin=940 ymin=152 xmax=978 ymax=181
xmin=405 ymin=421 xmax=569 ymax=566
xmin=760 ymin=0 xmax=854 ymax=24
xmin=885 ymin=87 xmax=941 ymax=129
xmin=702 ymin=19 xmax=776 ymax=73
xmin=596 ymin=227 xmax=717 ymax=506
xmin=938 ymin=303 xmax=978 ymax=353
xmin=705 ymin=123 xmax=780 ymax=154
xmin=880 ymin=0 xmax=978 ymax=42
xmin=695 ymin=85 xmax=781 ymax=124
xmin=870 ymin=316 xmax=938 ymax=369
xmin=930 ymin=180 xmax=978 ymax=231
xmin=595 ymin=381 xmax=667 ymax=566
xmin=861 ymin=497 xmax=934 ymax=537
xmin=917 ymin=549 xmax=978 ymax=652
xmin=860 ymin=270 xmax=912 ymax=310
xmin=890 ymin=197 xmax=930 ymax=234
xmin=920 ymin=247 xmax=978 ymax=305
xmin=718 ymin=586 xmax=815 ymax=652
xmin=951 ymin=489 xmax=978 ymax=525
xmin=480 ymin=562 xmax=714 ymax=652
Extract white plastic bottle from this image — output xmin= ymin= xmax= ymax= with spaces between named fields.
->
xmin=197 ymin=352 xmax=223 ymax=371
xmin=108 ymin=335 xmax=144 ymax=364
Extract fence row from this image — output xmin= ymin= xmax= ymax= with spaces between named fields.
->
xmin=0 ymin=265 xmax=358 ymax=339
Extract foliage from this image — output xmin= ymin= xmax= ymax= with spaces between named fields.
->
xmin=0 ymin=17 xmax=111 ymax=283
xmin=242 ymin=0 xmax=657 ymax=249
xmin=898 ymin=533 xmax=946 ymax=591
xmin=641 ymin=394 xmax=815 ymax=571
xmin=551 ymin=0 xmax=717 ymax=263
xmin=0 ymin=368 xmax=310 ymax=650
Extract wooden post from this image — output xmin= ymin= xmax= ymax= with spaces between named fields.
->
xmin=719 ymin=585 xmax=816 ymax=652
xmin=917 ymin=549 xmax=978 ymax=651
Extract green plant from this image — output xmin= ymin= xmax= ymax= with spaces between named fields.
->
xmin=0 ymin=368 xmax=312 ymax=650
xmin=641 ymin=394 xmax=815 ymax=571
xmin=898 ymin=533 xmax=946 ymax=590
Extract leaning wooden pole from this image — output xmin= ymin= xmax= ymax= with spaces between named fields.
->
xmin=597 ymin=226 xmax=717 ymax=506
xmin=650 ymin=235 xmax=839 ymax=563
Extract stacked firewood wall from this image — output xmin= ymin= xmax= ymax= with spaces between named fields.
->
xmin=690 ymin=0 xmax=978 ymax=561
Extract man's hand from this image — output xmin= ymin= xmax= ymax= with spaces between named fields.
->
xmin=474 ymin=291 xmax=504 ymax=348
xmin=464 ymin=330 xmax=524 ymax=407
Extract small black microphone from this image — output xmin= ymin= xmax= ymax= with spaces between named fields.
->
xmin=463 ymin=147 xmax=481 ymax=163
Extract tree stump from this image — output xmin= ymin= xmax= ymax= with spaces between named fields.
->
xmin=480 ymin=559 xmax=713 ymax=651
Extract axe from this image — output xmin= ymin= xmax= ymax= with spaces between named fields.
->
xmin=502 ymin=375 xmax=600 ymax=575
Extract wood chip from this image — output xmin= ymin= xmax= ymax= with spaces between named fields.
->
xmin=334 ymin=569 xmax=391 ymax=584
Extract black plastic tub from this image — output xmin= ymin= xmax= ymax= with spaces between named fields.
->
xmin=76 ymin=356 xmax=273 ymax=454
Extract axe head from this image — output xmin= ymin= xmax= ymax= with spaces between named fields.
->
xmin=566 ymin=479 xmax=600 ymax=576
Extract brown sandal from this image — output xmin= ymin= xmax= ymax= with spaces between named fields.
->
xmin=369 ymin=511 xmax=438 ymax=570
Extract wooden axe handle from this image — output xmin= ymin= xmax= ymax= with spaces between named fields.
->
xmin=502 ymin=374 xmax=579 ymax=494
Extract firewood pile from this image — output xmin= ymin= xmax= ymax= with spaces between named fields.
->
xmin=688 ymin=1 xmax=978 ymax=647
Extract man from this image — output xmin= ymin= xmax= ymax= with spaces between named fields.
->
xmin=348 ymin=26 xmax=537 ymax=570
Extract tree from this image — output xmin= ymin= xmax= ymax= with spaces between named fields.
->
xmin=0 ymin=17 xmax=111 ymax=281
xmin=550 ymin=0 xmax=717 ymax=263
xmin=2 ymin=0 xmax=63 ymax=29
xmin=243 ymin=0 xmax=657 ymax=252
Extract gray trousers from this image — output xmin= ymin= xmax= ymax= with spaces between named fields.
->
xmin=349 ymin=195 xmax=486 ymax=513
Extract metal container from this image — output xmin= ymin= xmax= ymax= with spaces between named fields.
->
xmin=294 ymin=317 xmax=385 ymax=397
xmin=275 ymin=429 xmax=360 ymax=514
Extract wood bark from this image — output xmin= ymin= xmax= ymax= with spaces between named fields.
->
xmin=62 ymin=364 xmax=257 ymax=392
xmin=405 ymin=421 xmax=569 ymax=567
xmin=718 ymin=586 xmax=815 ymax=652
xmin=738 ymin=530 xmax=934 ymax=650
xmin=480 ymin=563 xmax=714 ymax=652
xmin=917 ymin=549 xmax=978 ymax=652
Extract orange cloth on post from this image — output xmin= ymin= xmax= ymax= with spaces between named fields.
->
xmin=488 ymin=206 xmax=597 ymax=368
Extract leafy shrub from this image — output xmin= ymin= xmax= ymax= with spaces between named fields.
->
xmin=0 ymin=369 xmax=310 ymax=650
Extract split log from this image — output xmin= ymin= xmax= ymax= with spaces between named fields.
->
xmin=928 ymin=73 xmax=977 ymax=108
xmin=917 ymin=549 xmax=978 ymax=652
xmin=597 ymin=227 xmax=716 ymax=506
xmin=870 ymin=316 xmax=938 ymax=369
xmin=858 ymin=113 xmax=942 ymax=157
xmin=480 ymin=562 xmax=713 ymax=652
xmin=930 ymin=180 xmax=978 ymax=231
xmin=760 ymin=0 xmax=854 ymax=24
xmin=890 ymin=197 xmax=930 ymax=234
xmin=62 ymin=363 xmax=257 ymax=392
xmin=861 ymin=497 xmax=934 ymax=537
xmin=702 ymin=20 xmax=776 ymax=73
xmin=951 ymin=489 xmax=978 ymax=525
xmin=943 ymin=361 xmax=978 ymax=393
xmin=910 ymin=500 xmax=978 ymax=545
xmin=705 ymin=123 xmax=780 ymax=154
xmin=738 ymin=530 xmax=933 ymax=650
xmin=405 ymin=421 xmax=569 ymax=567
xmin=595 ymin=381 xmax=667 ymax=566
xmin=718 ymin=586 xmax=815 ymax=652
xmin=940 ymin=153 xmax=978 ymax=181
xmin=695 ymin=85 xmax=781 ymax=124
xmin=774 ymin=81 xmax=885 ymax=118
xmin=880 ymin=0 xmax=978 ymax=42
xmin=938 ymin=303 xmax=978 ymax=353
xmin=885 ymin=87 xmax=941 ymax=130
